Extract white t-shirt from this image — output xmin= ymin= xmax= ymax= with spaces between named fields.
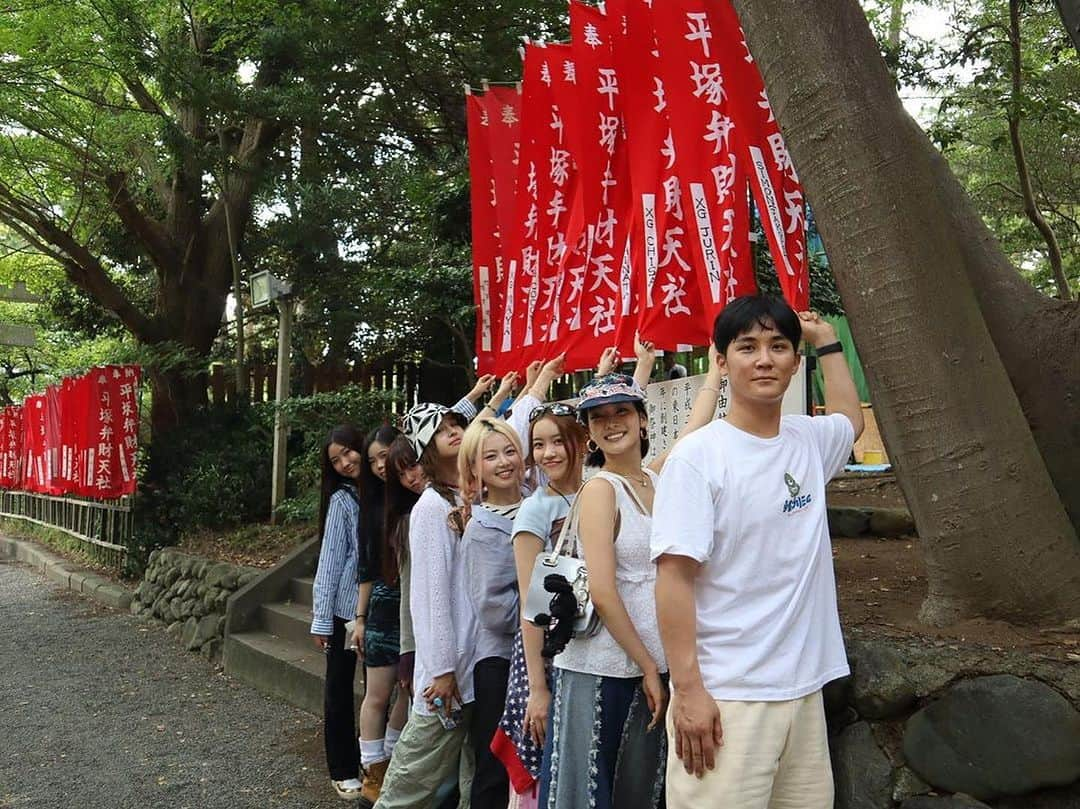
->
xmin=512 ymin=487 xmax=573 ymax=551
xmin=650 ymin=413 xmax=854 ymax=701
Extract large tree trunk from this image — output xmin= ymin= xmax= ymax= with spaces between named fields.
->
xmin=730 ymin=0 xmax=1080 ymax=624
xmin=145 ymin=269 xmax=231 ymax=435
xmin=148 ymin=367 xmax=210 ymax=437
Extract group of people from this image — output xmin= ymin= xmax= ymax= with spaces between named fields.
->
xmin=310 ymin=295 xmax=864 ymax=809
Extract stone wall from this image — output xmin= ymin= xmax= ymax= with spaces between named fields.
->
xmin=829 ymin=631 xmax=1080 ymax=808
xmin=827 ymin=506 xmax=916 ymax=538
xmin=129 ymin=548 xmax=260 ymax=664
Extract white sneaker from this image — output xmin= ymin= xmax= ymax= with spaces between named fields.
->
xmin=332 ymin=778 xmax=363 ymax=800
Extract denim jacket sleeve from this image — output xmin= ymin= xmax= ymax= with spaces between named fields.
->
xmin=463 ymin=521 xmax=520 ymax=637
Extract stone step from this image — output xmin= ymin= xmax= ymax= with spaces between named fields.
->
xmin=224 ymin=630 xmax=364 ymax=716
xmin=261 ymin=600 xmax=315 ymax=646
xmin=290 ymin=576 xmax=314 ymax=607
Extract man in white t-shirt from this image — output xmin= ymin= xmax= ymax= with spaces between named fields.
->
xmin=651 ymin=295 xmax=864 ymax=809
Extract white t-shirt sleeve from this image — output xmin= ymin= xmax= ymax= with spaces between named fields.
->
xmin=507 ymin=392 xmax=542 ymax=452
xmin=808 ymin=413 xmax=856 ymax=481
xmin=512 ymin=493 xmax=552 ymax=546
xmin=650 ymin=453 xmax=716 ymax=563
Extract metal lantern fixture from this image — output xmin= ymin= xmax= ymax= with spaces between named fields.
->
xmin=249 ymin=270 xmax=296 ymax=519
xmin=249 ymin=270 xmax=293 ymax=309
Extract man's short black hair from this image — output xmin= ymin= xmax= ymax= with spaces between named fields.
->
xmin=713 ymin=295 xmax=802 ymax=354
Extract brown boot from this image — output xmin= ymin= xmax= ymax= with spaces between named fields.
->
xmin=358 ymin=758 xmax=389 ymax=808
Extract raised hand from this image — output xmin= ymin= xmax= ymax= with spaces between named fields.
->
xmin=468 ymin=373 xmax=497 ymax=402
xmin=797 ymin=311 xmax=838 ymax=349
xmin=596 ymin=346 xmax=619 ymax=376
xmin=492 ymin=371 xmax=519 ymax=404
xmin=524 ymin=360 xmax=544 ymax=392
xmin=634 ymin=332 xmax=656 ymax=364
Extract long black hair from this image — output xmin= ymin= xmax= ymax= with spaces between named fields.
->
xmin=318 ymin=424 xmax=364 ymax=540
xmin=382 ymin=435 xmax=422 ymax=585
xmin=357 ymin=423 xmax=400 ymax=582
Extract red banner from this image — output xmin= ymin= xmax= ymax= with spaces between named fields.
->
xmin=653 ymin=0 xmax=755 ymax=320
xmin=708 ymin=0 xmax=808 ymax=311
xmin=476 ymin=86 xmax=523 ymax=373
xmin=478 ymin=86 xmax=523 ymax=266
xmin=81 ymin=365 xmax=141 ymax=499
xmin=467 ymin=92 xmax=500 ymax=373
xmin=0 ymin=405 xmax=22 ymax=488
xmin=22 ymin=394 xmax=49 ymax=493
xmin=0 ymin=365 xmax=140 ymax=499
xmin=617 ymin=0 xmax=713 ymax=349
xmin=467 ymin=1 xmax=811 ymax=363
xmin=502 ymin=43 xmax=581 ymax=372
xmin=550 ymin=1 xmax=637 ymax=370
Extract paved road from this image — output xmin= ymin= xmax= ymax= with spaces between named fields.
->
xmin=0 ymin=560 xmax=343 ymax=809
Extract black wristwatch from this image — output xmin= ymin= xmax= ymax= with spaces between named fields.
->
xmin=815 ymin=341 xmax=844 ymax=357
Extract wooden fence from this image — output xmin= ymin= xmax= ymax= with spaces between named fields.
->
xmin=208 ymin=361 xmax=421 ymax=411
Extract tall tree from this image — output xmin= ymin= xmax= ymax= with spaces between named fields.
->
xmin=241 ymin=0 xmax=568 ymax=386
xmin=731 ymin=0 xmax=1080 ymax=624
xmin=0 ymin=0 xmax=319 ymax=435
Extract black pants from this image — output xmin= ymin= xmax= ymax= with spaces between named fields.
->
xmin=324 ymin=616 xmax=360 ymax=781
xmin=469 ymin=656 xmax=511 ymax=809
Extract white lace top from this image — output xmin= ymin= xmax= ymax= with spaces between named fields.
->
xmin=408 ymin=486 xmax=479 ymax=715
xmin=554 ymin=470 xmax=667 ymax=679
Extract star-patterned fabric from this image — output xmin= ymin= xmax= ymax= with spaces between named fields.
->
xmin=492 ymin=631 xmax=548 ymax=793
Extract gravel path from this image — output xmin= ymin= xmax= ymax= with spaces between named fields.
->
xmin=0 ymin=560 xmax=344 ymax=809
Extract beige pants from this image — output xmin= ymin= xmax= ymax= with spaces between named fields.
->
xmin=665 ymin=690 xmax=833 ymax=809
xmin=374 ymin=706 xmax=475 ymax=809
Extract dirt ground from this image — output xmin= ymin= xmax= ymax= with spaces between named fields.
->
xmin=829 ymin=473 xmax=1080 ymax=664
xmin=827 ymin=471 xmax=909 ymax=509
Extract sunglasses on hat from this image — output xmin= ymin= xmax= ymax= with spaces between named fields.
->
xmin=528 ymin=402 xmax=577 ymax=423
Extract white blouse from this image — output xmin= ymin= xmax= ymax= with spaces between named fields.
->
xmin=555 ymin=470 xmax=667 ymax=679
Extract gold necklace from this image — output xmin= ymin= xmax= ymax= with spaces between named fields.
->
xmin=620 ymin=469 xmax=649 ymax=488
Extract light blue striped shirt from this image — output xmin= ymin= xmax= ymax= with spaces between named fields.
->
xmin=310 ymin=486 xmax=361 ymax=636
xmin=308 ymin=396 xmax=477 ymax=636
xmin=452 ymin=397 xmax=478 ymax=421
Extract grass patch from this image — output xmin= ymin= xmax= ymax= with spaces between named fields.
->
xmin=178 ymin=521 xmax=316 ymax=569
xmin=0 ymin=518 xmax=125 ymax=580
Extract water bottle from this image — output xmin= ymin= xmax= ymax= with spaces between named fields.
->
xmin=432 ymin=696 xmax=463 ymax=730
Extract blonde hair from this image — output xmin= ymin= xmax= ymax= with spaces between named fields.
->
xmin=457 ymin=418 xmax=524 ymax=503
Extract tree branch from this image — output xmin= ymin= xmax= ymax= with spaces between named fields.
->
xmin=1007 ymin=0 xmax=1072 ymax=300
xmin=0 ymin=183 xmax=156 ymax=339
xmin=103 ymin=171 xmax=180 ymax=271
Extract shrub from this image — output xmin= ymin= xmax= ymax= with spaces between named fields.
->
xmin=135 ymin=386 xmax=401 ymax=558
xmin=277 ymin=385 xmax=401 ymax=503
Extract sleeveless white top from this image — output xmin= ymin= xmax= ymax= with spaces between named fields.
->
xmin=554 ymin=470 xmax=667 ymax=679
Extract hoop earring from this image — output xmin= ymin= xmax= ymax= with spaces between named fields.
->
xmin=587 ymin=439 xmax=598 ymax=453
xmin=640 ymin=427 xmax=648 ymax=440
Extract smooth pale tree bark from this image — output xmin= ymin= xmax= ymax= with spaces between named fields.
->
xmin=731 ymin=0 xmax=1080 ymax=625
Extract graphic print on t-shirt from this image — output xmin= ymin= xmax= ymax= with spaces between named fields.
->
xmin=782 ymin=471 xmax=812 ymax=514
